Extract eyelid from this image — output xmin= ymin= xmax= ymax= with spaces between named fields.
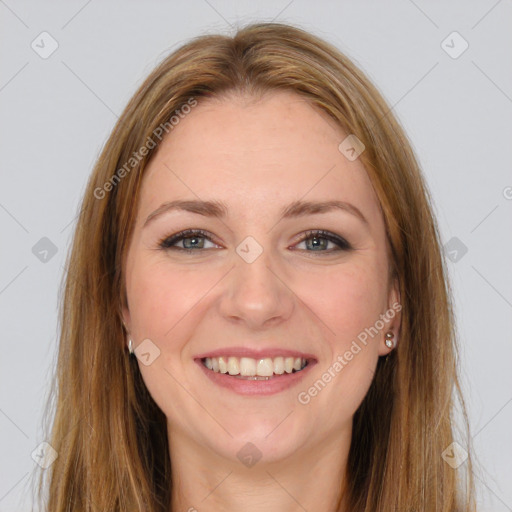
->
xmin=158 ymin=228 xmax=352 ymax=253
xmin=158 ymin=228 xmax=221 ymax=250
xmin=291 ymin=229 xmax=352 ymax=252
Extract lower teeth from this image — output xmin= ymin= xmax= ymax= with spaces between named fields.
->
xmin=222 ymin=368 xmax=303 ymax=379
xmin=235 ymin=375 xmax=273 ymax=380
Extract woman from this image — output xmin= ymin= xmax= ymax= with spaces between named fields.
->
xmin=37 ymin=22 xmax=477 ymax=511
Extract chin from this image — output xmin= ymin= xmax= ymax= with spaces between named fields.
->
xmin=205 ymin=420 xmax=306 ymax=465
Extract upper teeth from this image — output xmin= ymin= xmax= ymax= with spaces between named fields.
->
xmin=203 ymin=356 xmax=307 ymax=376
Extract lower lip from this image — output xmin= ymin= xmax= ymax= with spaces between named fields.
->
xmin=195 ymin=359 xmax=316 ymax=396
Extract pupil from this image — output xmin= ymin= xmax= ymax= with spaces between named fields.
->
xmin=307 ymin=237 xmax=326 ymax=250
xmin=184 ymin=236 xmax=202 ymax=249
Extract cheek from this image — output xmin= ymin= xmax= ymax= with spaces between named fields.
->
xmin=297 ymin=260 xmax=387 ymax=344
xmin=126 ymin=256 xmax=221 ymax=344
xmin=128 ymin=250 xmax=388 ymax=350
xmin=294 ymin=264 xmax=386 ymax=419
xmin=126 ymin=258 xmax=215 ymax=419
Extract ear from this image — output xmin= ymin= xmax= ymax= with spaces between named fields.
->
xmin=120 ymin=290 xmax=131 ymax=335
xmin=378 ymin=275 xmax=402 ymax=356
xmin=389 ymin=274 xmax=401 ymax=328
xmin=121 ymin=305 xmax=131 ymax=332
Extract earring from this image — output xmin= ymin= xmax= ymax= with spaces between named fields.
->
xmin=385 ymin=331 xmax=394 ymax=349
xmin=127 ymin=338 xmax=134 ymax=355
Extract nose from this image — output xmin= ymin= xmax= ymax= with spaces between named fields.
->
xmin=217 ymin=247 xmax=295 ymax=330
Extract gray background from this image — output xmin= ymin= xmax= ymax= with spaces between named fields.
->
xmin=1 ymin=1 xmax=511 ymax=510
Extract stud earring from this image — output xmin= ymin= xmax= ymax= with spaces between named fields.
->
xmin=385 ymin=331 xmax=394 ymax=349
xmin=127 ymin=338 xmax=134 ymax=355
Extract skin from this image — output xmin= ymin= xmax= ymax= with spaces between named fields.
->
xmin=122 ymin=90 xmax=401 ymax=512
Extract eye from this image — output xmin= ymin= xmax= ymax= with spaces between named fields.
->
xmin=292 ymin=229 xmax=352 ymax=253
xmin=158 ymin=228 xmax=351 ymax=255
xmin=158 ymin=229 xmax=220 ymax=253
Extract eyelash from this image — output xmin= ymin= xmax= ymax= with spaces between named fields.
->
xmin=158 ymin=229 xmax=352 ymax=255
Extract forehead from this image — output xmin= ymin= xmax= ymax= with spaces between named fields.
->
xmin=138 ymin=90 xmax=383 ymax=228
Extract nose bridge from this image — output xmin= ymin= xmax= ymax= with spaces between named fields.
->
xmin=218 ymin=240 xmax=294 ymax=328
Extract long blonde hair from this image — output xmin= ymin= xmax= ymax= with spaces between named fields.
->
xmin=36 ymin=21 xmax=477 ymax=511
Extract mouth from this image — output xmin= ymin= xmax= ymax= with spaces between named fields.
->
xmin=200 ymin=355 xmax=310 ymax=380
xmin=194 ymin=351 xmax=317 ymax=396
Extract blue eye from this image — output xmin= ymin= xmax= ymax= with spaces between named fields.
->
xmin=158 ymin=229 xmax=352 ymax=254
xmin=294 ymin=229 xmax=352 ymax=252
xmin=158 ymin=229 xmax=218 ymax=253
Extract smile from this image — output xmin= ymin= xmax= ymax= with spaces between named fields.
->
xmin=202 ymin=356 xmax=309 ymax=380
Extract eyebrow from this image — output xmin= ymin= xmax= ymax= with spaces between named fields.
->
xmin=143 ymin=199 xmax=369 ymax=227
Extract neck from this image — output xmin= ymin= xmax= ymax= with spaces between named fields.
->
xmin=167 ymin=423 xmax=351 ymax=512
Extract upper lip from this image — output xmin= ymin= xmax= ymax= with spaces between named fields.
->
xmin=194 ymin=346 xmax=317 ymax=362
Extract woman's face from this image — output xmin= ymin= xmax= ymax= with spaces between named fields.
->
xmin=122 ymin=90 xmax=400 ymax=464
